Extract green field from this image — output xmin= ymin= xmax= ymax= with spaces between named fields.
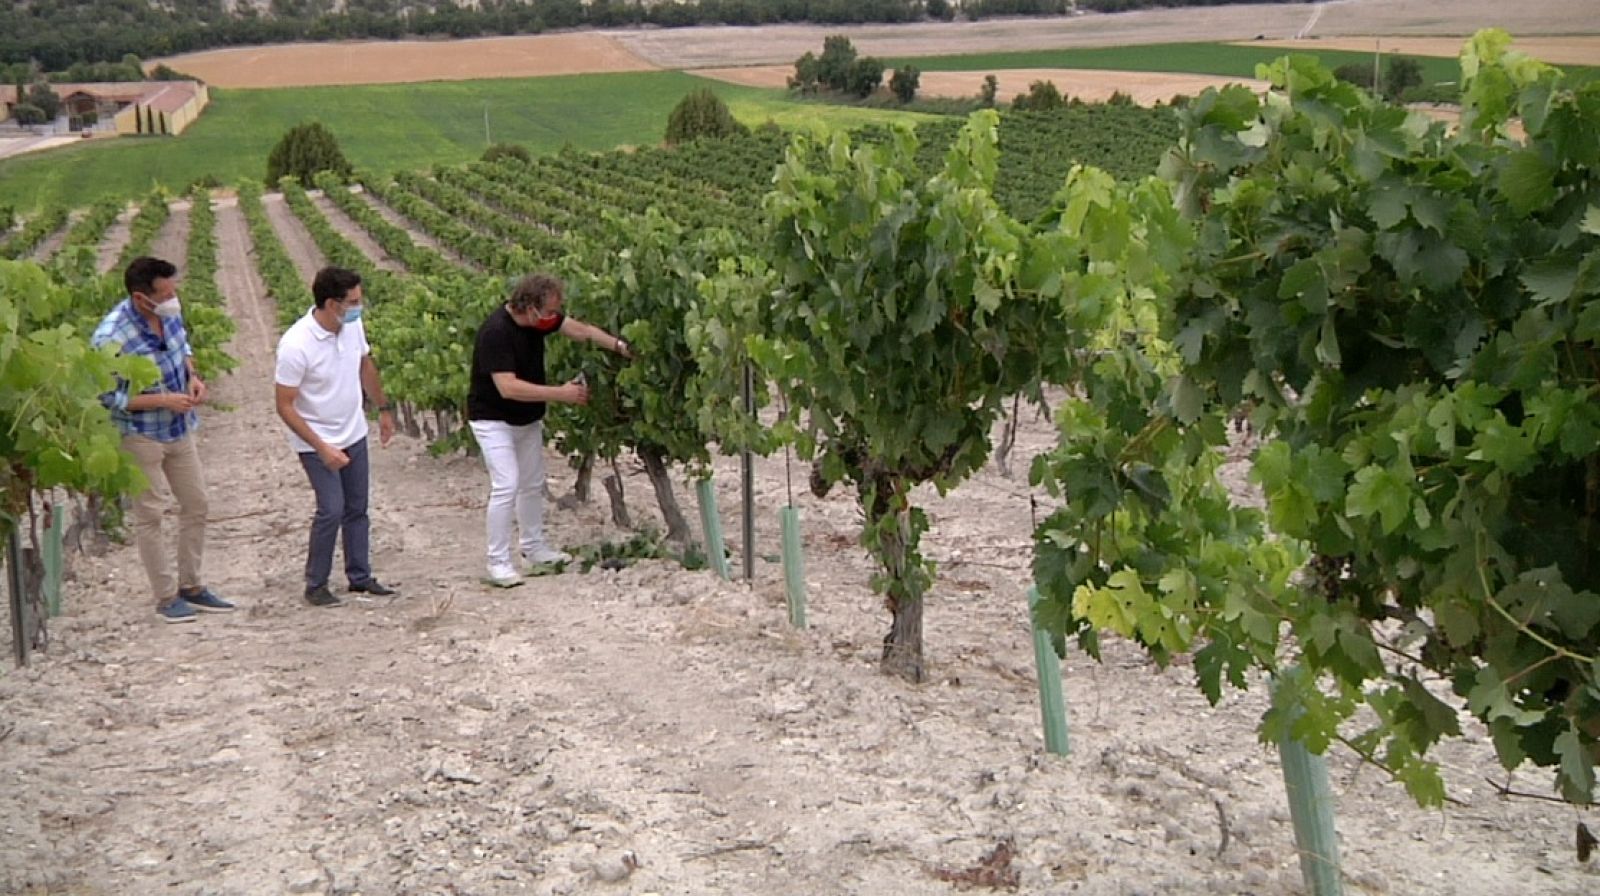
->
xmin=6 ymin=38 xmax=1592 ymax=214
xmin=0 ymin=71 xmax=930 ymax=212
xmin=891 ymin=41 xmax=1600 ymax=88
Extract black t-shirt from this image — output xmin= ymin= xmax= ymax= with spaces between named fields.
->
xmin=467 ymin=305 xmax=563 ymax=424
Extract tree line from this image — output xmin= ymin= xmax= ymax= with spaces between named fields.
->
xmin=2 ymin=0 xmax=1306 ymax=70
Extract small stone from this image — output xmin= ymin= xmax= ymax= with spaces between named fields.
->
xmin=592 ymin=851 xmax=639 ymax=883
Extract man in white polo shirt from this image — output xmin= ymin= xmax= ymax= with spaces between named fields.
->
xmin=274 ymin=266 xmax=399 ymax=607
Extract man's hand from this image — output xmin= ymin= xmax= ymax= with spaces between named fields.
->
xmin=561 ymin=380 xmax=590 ymax=405
xmin=188 ymin=376 xmax=207 ymax=405
xmin=318 ymin=444 xmax=351 ymax=471
xmin=379 ymin=409 xmax=395 ymax=447
xmin=163 ymin=393 xmax=198 ymax=413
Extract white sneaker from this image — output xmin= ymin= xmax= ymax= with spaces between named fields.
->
xmin=481 ymin=564 xmax=524 ymax=588
xmin=522 ymin=546 xmax=572 ymax=568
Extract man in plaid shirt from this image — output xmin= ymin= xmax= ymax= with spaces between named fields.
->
xmin=91 ymin=256 xmax=234 ymax=624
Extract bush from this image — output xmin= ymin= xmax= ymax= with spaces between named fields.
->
xmin=664 ymin=88 xmax=748 ymax=146
xmin=1333 ymin=63 xmax=1375 ymax=90
xmin=482 ymin=142 xmax=531 ymax=164
xmin=1399 ymin=82 xmax=1460 ymax=104
xmin=1012 ymin=80 xmax=1064 ymax=111
xmin=150 ymin=64 xmax=201 ymax=82
xmin=11 ymin=102 xmax=46 ymax=125
xmin=889 ymin=66 xmax=920 ymax=103
xmin=265 ymin=121 xmax=353 ymax=188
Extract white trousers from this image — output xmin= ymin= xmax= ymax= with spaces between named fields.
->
xmin=469 ymin=419 xmax=550 ymax=572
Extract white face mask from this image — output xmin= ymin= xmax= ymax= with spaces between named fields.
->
xmin=153 ymin=295 xmax=182 ymax=318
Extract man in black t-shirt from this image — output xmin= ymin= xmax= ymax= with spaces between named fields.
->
xmin=467 ymin=273 xmax=631 ymax=587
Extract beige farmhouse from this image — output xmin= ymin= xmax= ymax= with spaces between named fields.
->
xmin=0 ymin=80 xmax=209 ymax=136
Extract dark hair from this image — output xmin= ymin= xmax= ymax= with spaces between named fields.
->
xmin=124 ymin=256 xmax=177 ymax=298
xmin=508 ymin=273 xmax=562 ymax=313
xmin=312 ymin=266 xmax=362 ymax=308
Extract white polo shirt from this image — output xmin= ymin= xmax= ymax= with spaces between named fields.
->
xmin=275 ymin=308 xmax=370 ymax=453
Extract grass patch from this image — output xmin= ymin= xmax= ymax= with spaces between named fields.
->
xmin=726 ymin=93 xmax=944 ymax=132
xmin=0 ymin=71 xmax=926 ymax=211
xmin=889 ymin=41 xmax=1598 ymax=89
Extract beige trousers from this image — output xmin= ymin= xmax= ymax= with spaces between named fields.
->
xmin=122 ymin=433 xmax=209 ymax=607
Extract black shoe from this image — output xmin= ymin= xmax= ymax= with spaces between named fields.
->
xmin=349 ymin=579 xmax=397 ymax=597
xmin=304 ymin=585 xmax=344 ymax=607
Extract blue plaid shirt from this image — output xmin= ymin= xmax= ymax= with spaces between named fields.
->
xmin=90 ymin=298 xmax=196 ymax=442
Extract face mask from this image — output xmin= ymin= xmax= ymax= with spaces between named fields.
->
xmin=153 ymin=296 xmax=181 ymax=318
xmin=533 ymin=311 xmax=560 ymax=329
xmin=341 ymin=305 xmax=364 ymax=324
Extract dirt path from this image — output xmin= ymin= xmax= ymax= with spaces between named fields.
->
xmin=95 ymin=204 xmax=137 ymax=274
xmin=1 ymin=281 xmax=1596 ymax=893
xmin=354 ymin=187 xmax=477 ymax=273
xmin=261 ymin=192 xmax=327 ymax=283
xmin=150 ymin=199 xmax=190 ymax=271
xmin=27 ymin=211 xmax=77 ymax=265
xmin=212 ymin=198 xmax=276 ymax=361
xmin=309 ymin=190 xmax=404 ymax=274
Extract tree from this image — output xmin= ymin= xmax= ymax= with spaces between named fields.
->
xmin=551 ymin=211 xmax=747 ymax=544
xmin=742 ymin=113 xmax=1058 ymax=681
xmin=789 ymin=51 xmax=821 ymax=93
xmin=1383 ymin=56 xmax=1424 ymax=99
xmin=25 ymin=82 xmax=60 ymax=120
xmin=1035 ymin=32 xmax=1600 ymax=805
xmin=889 ymin=65 xmax=920 ymax=103
xmin=1 ymin=259 xmax=157 ymax=539
xmin=978 ymin=74 xmax=999 ymax=108
xmin=846 ymin=56 xmax=885 ymax=98
xmin=265 ymin=121 xmax=353 ymax=188
xmin=816 ymin=34 xmax=857 ymax=92
xmin=664 ymin=88 xmax=748 ymax=146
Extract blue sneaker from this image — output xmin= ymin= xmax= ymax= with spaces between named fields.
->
xmin=180 ymin=587 xmax=235 ymax=613
xmin=158 ymin=598 xmax=198 ymax=624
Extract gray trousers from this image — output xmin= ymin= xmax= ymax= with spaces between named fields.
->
xmin=296 ymin=437 xmax=372 ymax=592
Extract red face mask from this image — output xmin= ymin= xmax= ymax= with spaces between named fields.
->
xmin=532 ymin=311 xmax=560 ymax=330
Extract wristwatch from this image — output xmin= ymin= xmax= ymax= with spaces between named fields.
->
xmin=378 ymin=403 xmax=395 ymax=413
